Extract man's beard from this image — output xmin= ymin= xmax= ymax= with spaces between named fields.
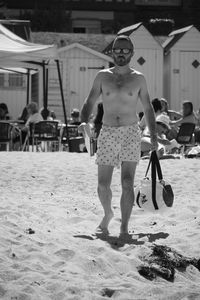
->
xmin=113 ymin=55 xmax=132 ymax=66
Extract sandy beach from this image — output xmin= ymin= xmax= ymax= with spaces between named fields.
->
xmin=0 ymin=152 xmax=200 ymax=300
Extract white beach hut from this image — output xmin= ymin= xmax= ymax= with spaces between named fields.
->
xmin=48 ymin=43 xmax=113 ymax=120
xmin=163 ymin=25 xmax=200 ymax=111
xmin=104 ymin=22 xmax=164 ymax=112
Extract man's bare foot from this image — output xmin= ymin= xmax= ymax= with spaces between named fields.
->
xmin=95 ymin=226 xmax=109 ymax=235
xmin=120 ymin=224 xmax=129 ymax=235
xmin=119 ymin=232 xmax=133 ymax=241
xmin=98 ymin=211 xmax=114 ymax=233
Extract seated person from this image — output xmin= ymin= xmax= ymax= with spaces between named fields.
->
xmin=0 ymin=103 xmax=11 ymax=120
xmin=69 ymin=108 xmax=81 ymax=125
xmin=141 ymin=114 xmax=180 ymax=157
xmin=139 ymin=98 xmax=162 ymax=131
xmin=160 ymin=98 xmax=182 ymax=121
xmin=13 ymin=102 xmax=43 ymax=146
xmin=170 ymin=101 xmax=197 ymax=127
xmin=25 ymin=102 xmax=44 ymax=128
xmin=168 ymin=101 xmax=198 ymax=140
xmin=18 ymin=106 xmax=29 ymax=124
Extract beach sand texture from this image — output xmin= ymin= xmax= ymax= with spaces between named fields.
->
xmin=0 ymin=152 xmax=200 ymax=300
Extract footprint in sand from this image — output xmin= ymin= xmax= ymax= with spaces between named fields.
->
xmin=54 ymin=249 xmax=75 ymax=260
xmin=67 ymin=217 xmax=85 ymax=224
xmin=188 ymin=206 xmax=199 ymax=213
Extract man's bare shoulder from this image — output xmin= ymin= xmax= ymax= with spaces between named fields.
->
xmin=130 ymin=68 xmax=145 ymax=78
xmin=93 ymin=68 xmax=111 ymax=82
xmin=98 ymin=67 xmax=145 ymax=77
xmin=98 ymin=68 xmax=113 ymax=76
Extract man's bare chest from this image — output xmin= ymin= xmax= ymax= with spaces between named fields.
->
xmin=102 ymin=77 xmax=140 ymax=99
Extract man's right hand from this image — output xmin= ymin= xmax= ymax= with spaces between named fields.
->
xmin=78 ymin=122 xmax=87 ymax=135
xmin=78 ymin=122 xmax=95 ymax=138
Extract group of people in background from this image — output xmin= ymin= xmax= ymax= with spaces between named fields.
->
xmin=139 ymin=98 xmax=199 ymax=157
xmin=1 ymin=97 xmax=200 ymax=155
xmin=0 ymin=101 xmax=57 ymax=151
xmin=70 ymin=97 xmax=200 ymax=158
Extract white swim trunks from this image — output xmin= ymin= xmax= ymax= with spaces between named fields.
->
xmin=96 ymin=123 xmax=141 ymax=167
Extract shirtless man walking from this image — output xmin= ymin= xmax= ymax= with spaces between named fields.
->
xmin=80 ymin=35 xmax=158 ymax=235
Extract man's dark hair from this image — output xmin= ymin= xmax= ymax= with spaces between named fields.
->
xmin=112 ymin=35 xmax=134 ymax=50
xmin=151 ymin=98 xmax=162 ymax=113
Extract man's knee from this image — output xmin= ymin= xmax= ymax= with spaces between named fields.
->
xmin=97 ymin=180 xmax=111 ymax=194
xmin=121 ymin=176 xmax=134 ymax=191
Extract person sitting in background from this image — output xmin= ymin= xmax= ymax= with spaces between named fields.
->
xmin=141 ymin=114 xmax=180 ymax=157
xmin=170 ymin=101 xmax=198 ymax=128
xmin=14 ymin=102 xmax=43 ymax=147
xmin=18 ymin=106 xmax=29 ymax=124
xmin=165 ymin=101 xmax=197 ymax=141
xmin=0 ymin=103 xmax=11 ymax=120
xmin=160 ymin=98 xmax=182 ymax=121
xmin=139 ymin=98 xmax=162 ymax=131
xmin=25 ymin=102 xmax=43 ymax=128
xmin=69 ymin=108 xmax=81 ymax=125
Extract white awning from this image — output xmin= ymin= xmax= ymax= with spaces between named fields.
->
xmin=0 ymin=23 xmax=58 ymax=63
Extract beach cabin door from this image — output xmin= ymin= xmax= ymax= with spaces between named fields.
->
xmin=180 ymin=51 xmax=200 ymax=110
xmin=132 ymin=49 xmax=160 ymax=112
xmin=133 ymin=49 xmax=158 ymax=97
xmin=68 ymin=58 xmax=105 ymax=112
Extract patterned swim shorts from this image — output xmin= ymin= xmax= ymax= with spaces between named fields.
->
xmin=96 ymin=123 xmax=141 ymax=167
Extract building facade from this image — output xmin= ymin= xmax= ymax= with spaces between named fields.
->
xmin=2 ymin=0 xmax=200 ymax=35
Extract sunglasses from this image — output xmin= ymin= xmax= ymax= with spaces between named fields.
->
xmin=112 ymin=48 xmax=132 ymax=54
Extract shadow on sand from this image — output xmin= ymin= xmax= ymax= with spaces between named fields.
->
xmin=73 ymin=231 xmax=169 ymax=249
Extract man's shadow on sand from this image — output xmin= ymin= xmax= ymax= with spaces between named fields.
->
xmin=73 ymin=232 xmax=169 ymax=249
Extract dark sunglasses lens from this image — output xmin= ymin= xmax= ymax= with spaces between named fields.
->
xmin=113 ymin=49 xmax=121 ymax=54
xmin=113 ymin=48 xmax=131 ymax=54
xmin=123 ymin=49 xmax=131 ymax=54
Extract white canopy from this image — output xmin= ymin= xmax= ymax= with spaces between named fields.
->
xmin=0 ymin=24 xmax=69 ymax=126
xmin=0 ymin=67 xmax=37 ymax=74
xmin=0 ymin=23 xmax=58 ymax=64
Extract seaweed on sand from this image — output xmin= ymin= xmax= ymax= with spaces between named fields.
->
xmin=138 ymin=244 xmax=200 ymax=281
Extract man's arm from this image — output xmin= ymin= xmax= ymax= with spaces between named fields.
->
xmin=81 ymin=72 xmax=102 ymax=123
xmin=139 ymin=75 xmax=158 ymax=150
xmin=170 ymin=117 xmax=183 ymax=128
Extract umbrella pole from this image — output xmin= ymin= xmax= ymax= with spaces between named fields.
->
xmin=55 ymin=59 xmax=70 ymax=150
xmin=26 ymin=69 xmax=30 ymax=105
xmin=42 ymin=61 xmax=46 ymax=109
xmin=42 ymin=61 xmax=49 ymax=120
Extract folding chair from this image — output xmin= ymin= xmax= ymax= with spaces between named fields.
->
xmin=61 ymin=125 xmax=85 ymax=152
xmin=176 ymin=123 xmax=196 ymax=154
xmin=0 ymin=122 xmax=13 ymax=151
xmin=194 ymin=129 xmax=200 ymax=144
xmin=32 ymin=121 xmax=60 ymax=152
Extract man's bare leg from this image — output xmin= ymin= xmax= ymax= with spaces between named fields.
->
xmin=97 ymin=165 xmax=114 ymax=233
xmin=120 ymin=161 xmax=137 ymax=234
